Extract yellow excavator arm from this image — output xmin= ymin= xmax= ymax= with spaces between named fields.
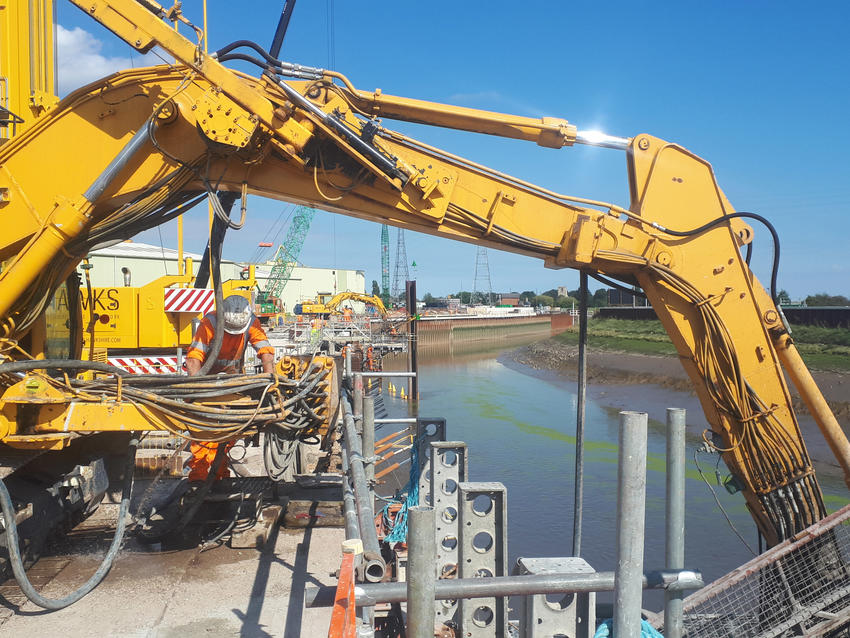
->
xmin=324 ymin=293 xmax=388 ymax=317
xmin=0 ymin=0 xmax=846 ymax=546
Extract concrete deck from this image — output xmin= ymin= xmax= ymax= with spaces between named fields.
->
xmin=0 ymin=514 xmax=344 ymax=637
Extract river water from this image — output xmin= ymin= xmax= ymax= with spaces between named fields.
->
xmin=382 ymin=337 xmax=849 ymax=611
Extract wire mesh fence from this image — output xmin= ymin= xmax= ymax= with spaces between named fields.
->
xmin=654 ymin=504 xmax=850 ymax=637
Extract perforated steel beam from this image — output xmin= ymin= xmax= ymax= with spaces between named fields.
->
xmin=458 ymin=481 xmax=508 ymax=637
xmin=429 ymin=441 xmax=468 ymax=626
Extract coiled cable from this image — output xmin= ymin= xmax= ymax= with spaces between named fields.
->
xmin=0 ymin=436 xmax=138 ymax=610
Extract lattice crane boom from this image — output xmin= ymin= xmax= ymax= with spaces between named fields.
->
xmin=260 ymin=205 xmax=315 ymax=305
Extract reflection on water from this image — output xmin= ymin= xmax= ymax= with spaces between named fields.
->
xmin=379 ymin=341 xmax=849 ymax=611
xmin=391 ymin=332 xmax=550 ymax=366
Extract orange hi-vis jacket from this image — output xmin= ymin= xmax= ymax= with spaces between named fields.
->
xmin=186 ymin=313 xmax=274 ymax=374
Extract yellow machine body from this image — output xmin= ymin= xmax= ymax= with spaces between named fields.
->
xmin=80 ymin=269 xmax=258 ymax=350
xmin=0 ymin=0 xmax=57 ymax=142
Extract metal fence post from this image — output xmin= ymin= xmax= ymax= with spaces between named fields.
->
xmin=615 ymin=411 xmax=648 ymax=638
xmin=408 ymin=506 xmax=436 ymax=638
xmin=664 ymin=408 xmax=687 ymax=638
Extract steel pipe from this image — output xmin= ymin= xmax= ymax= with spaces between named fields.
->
xmin=407 ymin=507 xmax=436 ymax=638
xmin=664 ymin=408 xmax=687 ymax=638
xmin=615 ymin=411 xmax=649 ymax=638
xmin=305 ymin=569 xmax=703 ymax=608
xmin=342 ymin=398 xmax=386 ymax=582
xmin=360 ymin=372 xmax=417 ymax=378
xmin=340 ymin=445 xmax=361 ymax=542
xmin=353 ymin=372 xmax=364 ymax=428
xmin=374 ymin=417 xmax=418 ymax=425
xmin=363 ymin=397 xmax=375 ymax=484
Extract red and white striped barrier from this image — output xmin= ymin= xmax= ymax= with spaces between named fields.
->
xmin=108 ymin=356 xmax=183 ymax=375
xmin=163 ymin=288 xmax=215 ymax=314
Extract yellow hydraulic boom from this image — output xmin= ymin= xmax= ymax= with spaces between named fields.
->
xmin=0 ymin=0 xmax=846 ymax=546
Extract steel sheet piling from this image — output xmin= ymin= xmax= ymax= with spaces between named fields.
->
xmin=407 ymin=506 xmax=436 ymax=638
xmin=664 ymin=408 xmax=687 ymax=638
xmin=615 ymin=411 xmax=648 ymax=638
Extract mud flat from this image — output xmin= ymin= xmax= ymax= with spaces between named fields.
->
xmin=509 ymin=338 xmax=850 ymax=473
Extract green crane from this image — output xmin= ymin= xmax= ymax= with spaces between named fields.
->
xmin=256 ymin=206 xmax=315 ymax=320
xmin=381 ymin=224 xmax=390 ymax=306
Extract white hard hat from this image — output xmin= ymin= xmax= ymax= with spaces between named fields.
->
xmin=222 ymin=295 xmax=253 ymax=334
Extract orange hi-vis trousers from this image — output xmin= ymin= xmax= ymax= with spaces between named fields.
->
xmin=187 ymin=441 xmax=233 ymax=482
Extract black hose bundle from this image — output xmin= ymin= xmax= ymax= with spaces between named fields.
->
xmin=195 ymin=191 xmax=239 ymax=377
xmin=0 ymin=437 xmax=138 ymax=610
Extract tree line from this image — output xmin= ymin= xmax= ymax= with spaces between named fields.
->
xmin=372 ymin=279 xmax=850 ymax=309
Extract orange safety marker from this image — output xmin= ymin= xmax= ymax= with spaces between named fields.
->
xmin=327 ymin=540 xmax=362 ymax=638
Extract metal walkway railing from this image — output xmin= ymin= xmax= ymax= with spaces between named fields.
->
xmin=652 ymin=503 xmax=850 ymax=637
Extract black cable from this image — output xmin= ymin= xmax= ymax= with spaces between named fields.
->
xmin=214 ymin=40 xmax=279 ymax=65
xmin=217 ymin=52 xmax=275 ymax=72
xmin=653 ymin=211 xmax=780 ymax=302
xmin=0 ymin=359 xmax=129 ymax=376
xmin=0 ymin=437 xmax=138 ymax=609
xmin=196 ymin=192 xmax=236 ymax=376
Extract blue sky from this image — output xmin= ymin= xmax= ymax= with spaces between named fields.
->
xmin=56 ymin=1 xmax=850 ymax=299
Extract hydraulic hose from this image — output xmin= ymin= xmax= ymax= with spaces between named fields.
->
xmin=0 ymin=359 xmax=129 ymax=376
xmin=0 ymin=436 xmax=138 ymax=610
xmin=196 ymin=191 xmax=238 ymax=376
xmin=652 ymin=211 xmax=780 ymax=302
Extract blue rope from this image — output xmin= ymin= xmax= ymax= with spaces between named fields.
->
xmin=593 ymin=619 xmax=664 ymax=638
xmin=381 ymin=435 xmax=420 ymax=543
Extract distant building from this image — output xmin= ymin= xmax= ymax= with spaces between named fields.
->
xmin=499 ymin=293 xmax=520 ymax=307
xmin=606 ymin=288 xmax=649 ymax=307
xmin=88 ymin=241 xmax=365 ymax=314
xmin=557 ymin=286 xmax=568 ymax=298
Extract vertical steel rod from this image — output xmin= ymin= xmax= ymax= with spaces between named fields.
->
xmin=407 ymin=506 xmax=436 ymax=638
xmin=363 ymin=396 xmax=376 ymax=484
xmin=615 ymin=411 xmax=648 ymax=638
xmin=664 ymin=408 xmax=687 ymax=638
xmin=406 ymin=280 xmax=419 ymax=401
xmin=573 ymin=271 xmax=588 ymax=557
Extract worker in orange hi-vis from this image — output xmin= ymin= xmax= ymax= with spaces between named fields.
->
xmin=185 ymin=295 xmax=275 ymax=481
xmin=343 ymin=306 xmax=353 ymax=321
